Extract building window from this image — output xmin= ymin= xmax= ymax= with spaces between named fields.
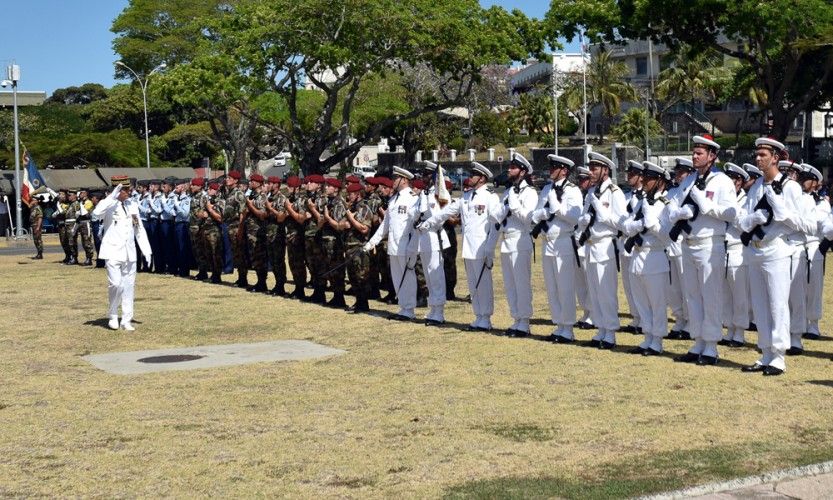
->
xmin=636 ymin=56 xmax=648 ymax=76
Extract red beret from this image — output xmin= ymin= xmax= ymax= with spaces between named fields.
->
xmin=325 ymin=177 xmax=342 ymax=189
xmin=286 ymin=176 xmax=301 ymax=188
xmin=268 ymin=176 xmax=281 ymax=184
xmin=228 ymin=171 xmax=242 ymax=180
xmin=376 ymin=177 xmax=393 ymax=188
xmin=365 ymin=177 xmax=378 ymax=186
xmin=249 ymin=174 xmax=265 ymax=183
xmin=346 ymin=175 xmax=361 ymax=184
xmin=412 ymin=179 xmax=425 ymax=190
xmin=208 ymin=182 xmax=220 ymax=190
xmin=306 ymin=174 xmax=324 ymax=184
xmin=444 ymin=179 xmax=452 ymax=189
xmin=191 ymin=178 xmax=205 ymax=187
xmin=347 ymin=183 xmax=363 ymax=192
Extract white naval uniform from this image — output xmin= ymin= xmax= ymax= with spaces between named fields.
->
xmin=722 ymin=189 xmax=749 ymax=343
xmin=416 ymin=187 xmax=451 ymax=322
xmin=668 ymin=168 xmax=737 ymax=359
xmin=578 ymin=178 xmax=627 ymax=343
xmin=490 ymin=179 xmax=538 ymax=333
xmin=424 ymin=184 xmax=501 ymax=329
xmin=93 ymin=187 xmax=152 ymax=325
xmin=366 ymin=188 xmax=421 ymax=318
xmin=665 ymin=184 xmax=689 ymax=334
xmin=621 ymin=192 xmax=672 ymax=352
xmin=531 ymin=178 xmax=583 ymax=339
xmin=788 ymin=190 xmax=819 ymax=349
xmin=574 ymin=229 xmax=594 ymax=326
xmin=620 ymin=190 xmax=642 ymax=330
xmin=738 ymin=173 xmax=802 ymax=371
xmin=806 ymin=195 xmax=831 ymax=336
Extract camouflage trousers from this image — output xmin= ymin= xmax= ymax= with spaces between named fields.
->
xmin=443 ymin=225 xmax=458 ymax=296
xmin=246 ymin=221 xmax=267 ymax=273
xmin=415 ymin=257 xmax=428 ymax=299
xmin=266 ymin=222 xmax=287 ymax=286
xmin=227 ymin=223 xmax=247 ymax=272
xmin=286 ymin=232 xmax=307 ymax=288
xmin=203 ymin=226 xmax=224 ymax=275
xmin=31 ymin=220 xmax=43 ymax=253
xmin=346 ymin=244 xmax=371 ymax=299
xmin=321 ymin=237 xmax=345 ymax=293
xmin=58 ymin=223 xmax=70 ymax=256
xmin=189 ymin=225 xmax=206 ymax=271
xmin=374 ymin=240 xmax=392 ymax=292
xmin=69 ymin=221 xmax=95 ymax=260
xmin=305 ymin=235 xmax=325 ymax=289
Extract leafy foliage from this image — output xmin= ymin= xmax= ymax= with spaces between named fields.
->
xmin=611 ymin=107 xmax=663 ymax=146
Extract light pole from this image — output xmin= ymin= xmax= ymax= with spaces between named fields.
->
xmin=115 ymin=61 xmax=166 ymax=169
xmin=2 ymin=64 xmax=22 ymax=238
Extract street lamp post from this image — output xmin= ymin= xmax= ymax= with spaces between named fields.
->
xmin=2 ymin=64 xmax=22 ymax=238
xmin=115 ymin=61 xmax=166 ymax=169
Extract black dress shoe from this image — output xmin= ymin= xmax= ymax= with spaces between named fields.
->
xmin=509 ymin=330 xmax=530 ymax=338
xmin=667 ymin=330 xmax=682 ymax=340
xmin=619 ymin=325 xmax=637 ymax=334
xmin=728 ymin=340 xmax=745 ymax=348
xmin=553 ymin=336 xmax=575 ymax=344
xmin=679 ymin=331 xmax=692 ymax=340
xmin=741 ymin=363 xmax=767 ymax=373
xmin=628 ymin=346 xmax=646 ymax=354
xmin=388 ymin=313 xmax=413 ymax=322
xmin=748 ymin=322 xmax=758 ymax=332
xmin=599 ymin=341 xmax=615 ymax=350
xmin=786 ymin=347 xmax=804 ymax=356
xmin=465 ymin=324 xmax=481 ymax=332
xmin=642 ymin=348 xmax=661 ymax=356
xmin=587 ymin=339 xmax=602 ymax=348
xmin=673 ymin=352 xmax=699 ymax=363
xmin=718 ymin=339 xmax=732 ymax=346
xmin=802 ymin=332 xmax=821 ymax=340
xmin=696 ymin=355 xmax=718 ymax=366
xmin=635 ymin=327 xmax=643 ymax=335
xmin=763 ymin=366 xmax=784 ymax=376
xmin=424 ymin=319 xmax=445 ymax=327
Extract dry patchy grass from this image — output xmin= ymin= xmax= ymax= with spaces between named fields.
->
xmin=2 ymin=245 xmax=833 ymax=498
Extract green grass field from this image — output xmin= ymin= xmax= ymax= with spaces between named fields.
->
xmin=3 ymin=238 xmax=833 ymax=498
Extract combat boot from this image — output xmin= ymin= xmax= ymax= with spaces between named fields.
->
xmin=270 ymin=283 xmax=286 ymax=296
xmin=235 ymin=270 xmax=249 ymax=288
xmin=67 ymin=255 xmax=78 ymax=265
xmin=326 ymin=292 xmax=347 ymax=308
xmin=289 ymin=284 xmax=306 ymax=300
xmin=247 ymin=272 xmax=268 ymax=293
xmin=194 ymin=270 xmax=209 ymax=281
xmin=210 ymin=273 xmax=222 ymax=284
xmin=304 ymin=286 xmax=326 ymax=304
xmin=348 ymin=295 xmax=370 ymax=313
xmin=80 ymin=258 xmax=92 ymax=266
xmin=32 ymin=252 xmax=43 ymax=260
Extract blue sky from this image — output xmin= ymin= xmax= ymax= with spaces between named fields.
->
xmin=1 ymin=0 xmax=572 ymax=96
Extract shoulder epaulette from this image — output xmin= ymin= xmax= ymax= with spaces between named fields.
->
xmin=486 ymin=186 xmax=495 ymax=193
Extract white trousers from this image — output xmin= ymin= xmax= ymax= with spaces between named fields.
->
xmin=722 ymin=264 xmax=749 ymax=331
xmin=575 ymin=256 xmax=592 ymax=322
xmin=681 ymin=241 xmax=725 ymax=343
xmin=807 ymin=245 xmax=824 ymax=334
xmin=106 ymin=260 xmax=137 ymax=321
xmin=749 ymin=255 xmax=791 ymax=370
xmin=464 ymin=258 xmax=494 ymax=318
xmin=586 ymin=259 xmax=619 ymax=331
xmin=630 ymin=270 xmax=668 ymax=350
xmin=788 ymin=247 xmax=807 ymax=337
xmin=620 ymin=254 xmax=640 ymax=327
xmin=501 ymin=250 xmax=533 ymax=322
xmin=667 ymin=255 xmax=688 ymax=330
xmin=542 ymin=238 xmax=577 ymax=328
xmin=419 ymin=250 xmax=446 ymax=308
xmin=390 ymin=254 xmax=417 ymax=316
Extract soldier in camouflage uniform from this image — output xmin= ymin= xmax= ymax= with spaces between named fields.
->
xmin=364 ymin=179 xmax=382 ymax=299
xmin=302 ymin=175 xmax=327 ymax=303
xmin=53 ymin=190 xmax=71 ymax=263
xmin=188 ymin=178 xmax=208 ymax=280
xmin=283 ymin=176 xmax=308 ymax=299
xmin=315 ymin=177 xmax=347 ymax=308
xmin=75 ymin=189 xmax=95 ymax=265
xmin=343 ymin=183 xmax=374 ymax=312
xmin=374 ymin=177 xmax=397 ymax=303
xmin=222 ymin=171 xmax=249 ymax=288
xmin=64 ymin=190 xmax=81 ymax=265
xmin=27 ymin=195 xmax=44 ymax=259
xmin=265 ymin=176 xmax=288 ymax=296
xmin=203 ymin=182 xmax=226 ymax=284
xmin=244 ymin=174 xmax=269 ymax=292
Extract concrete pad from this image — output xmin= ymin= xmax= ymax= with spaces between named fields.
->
xmin=82 ymin=340 xmax=345 ymax=375
xmin=775 ymin=474 xmax=833 ymax=500
xmin=691 ymin=484 xmax=788 ymax=499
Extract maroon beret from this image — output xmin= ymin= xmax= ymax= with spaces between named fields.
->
xmin=325 ymin=177 xmax=342 ymax=189
xmin=444 ymin=179 xmax=452 ymax=189
xmin=208 ymin=182 xmax=220 ymax=191
xmin=412 ymin=179 xmax=425 ymax=190
xmin=268 ymin=176 xmax=281 ymax=184
xmin=376 ymin=177 xmax=393 ymax=188
xmin=228 ymin=171 xmax=242 ymax=180
xmin=347 ymin=183 xmax=363 ymax=192
xmin=249 ymin=174 xmax=265 ymax=183
xmin=365 ymin=177 xmax=379 ymax=186
xmin=286 ymin=176 xmax=301 ymax=188
xmin=346 ymin=175 xmax=361 ymax=184
xmin=306 ymin=174 xmax=325 ymax=184
xmin=191 ymin=178 xmax=205 ymax=187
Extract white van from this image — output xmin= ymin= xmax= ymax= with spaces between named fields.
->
xmin=352 ymin=165 xmax=376 ymax=179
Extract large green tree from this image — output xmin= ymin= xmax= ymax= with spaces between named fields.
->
xmin=545 ymin=0 xmax=833 ymax=140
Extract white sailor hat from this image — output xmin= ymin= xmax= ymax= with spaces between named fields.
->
xmin=692 ymin=134 xmax=720 ymax=151
xmin=547 ymin=154 xmax=574 ymax=169
xmin=663 ymin=168 xmax=672 ymax=181
xmin=470 ymin=161 xmax=493 ymax=179
xmin=755 ymin=137 xmax=786 ymax=152
xmin=626 ymin=160 xmax=643 ymax=172
xmin=640 ymin=161 xmax=665 ymax=179
xmin=801 ymin=163 xmax=823 ymax=182
xmin=674 ymin=157 xmax=694 ymax=170
xmin=743 ymin=163 xmax=763 ymax=178
xmin=778 ymin=160 xmax=802 ymax=172
xmin=587 ymin=152 xmax=615 ymax=170
xmin=423 ymin=160 xmax=438 ymax=172
xmin=392 ymin=166 xmax=414 ymax=180
xmin=509 ymin=152 xmax=533 ymax=173
xmin=576 ymin=166 xmax=591 ymax=178
xmin=724 ymin=162 xmax=749 ymax=181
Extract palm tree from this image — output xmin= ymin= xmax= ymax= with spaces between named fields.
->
xmin=655 ymin=49 xmax=732 ymax=115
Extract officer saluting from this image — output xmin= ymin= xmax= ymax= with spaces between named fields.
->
xmin=531 ymin=154 xmax=583 ymax=343
xmin=577 ymin=152 xmax=626 ymax=349
xmin=490 ymin=153 xmax=538 ymax=337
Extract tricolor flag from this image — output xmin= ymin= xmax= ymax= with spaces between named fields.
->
xmin=434 ymin=165 xmax=451 ymax=205
xmin=21 ymin=151 xmax=50 ymax=203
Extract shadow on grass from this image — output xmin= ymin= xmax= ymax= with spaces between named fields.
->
xmin=444 ymin=441 xmax=833 ymax=499
xmin=807 ymin=380 xmax=833 ymax=388
xmin=83 ymin=318 xmax=143 ymax=329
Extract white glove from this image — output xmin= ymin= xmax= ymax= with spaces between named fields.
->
xmin=531 ymin=208 xmax=546 ymax=224
xmin=144 ymin=256 xmax=152 ymax=268
xmin=362 ymin=242 xmax=373 ymax=252
xmin=578 ymin=212 xmax=592 ymax=229
xmin=690 ymin=187 xmax=714 ymax=214
xmin=671 ymin=205 xmax=694 ymax=222
xmin=750 ymin=209 xmax=770 ymax=226
xmin=642 ymin=202 xmax=661 ymax=228
xmin=417 ymin=221 xmax=430 ymax=233
xmin=484 ymin=255 xmax=494 ymax=269
xmin=622 ymin=219 xmax=645 ymax=237
xmin=109 ymin=186 xmax=122 ymax=199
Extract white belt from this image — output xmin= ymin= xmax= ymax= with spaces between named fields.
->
xmin=684 ymin=235 xmax=722 ymax=245
xmin=585 ymin=235 xmax=615 ymax=245
xmin=726 ymin=242 xmax=743 ymax=249
xmin=750 ymin=238 xmax=779 ymax=249
xmin=546 ymin=233 xmax=572 ymax=242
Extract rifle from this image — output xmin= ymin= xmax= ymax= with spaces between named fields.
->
xmin=577 ymin=188 xmax=601 ymax=246
xmin=495 ymin=177 xmax=522 ymax=231
xmin=669 ymin=174 xmax=706 ymax=242
xmin=531 ymin=182 xmax=563 ymax=239
xmin=623 ymin=194 xmax=656 ymax=253
xmin=740 ymin=176 xmax=785 ymax=246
